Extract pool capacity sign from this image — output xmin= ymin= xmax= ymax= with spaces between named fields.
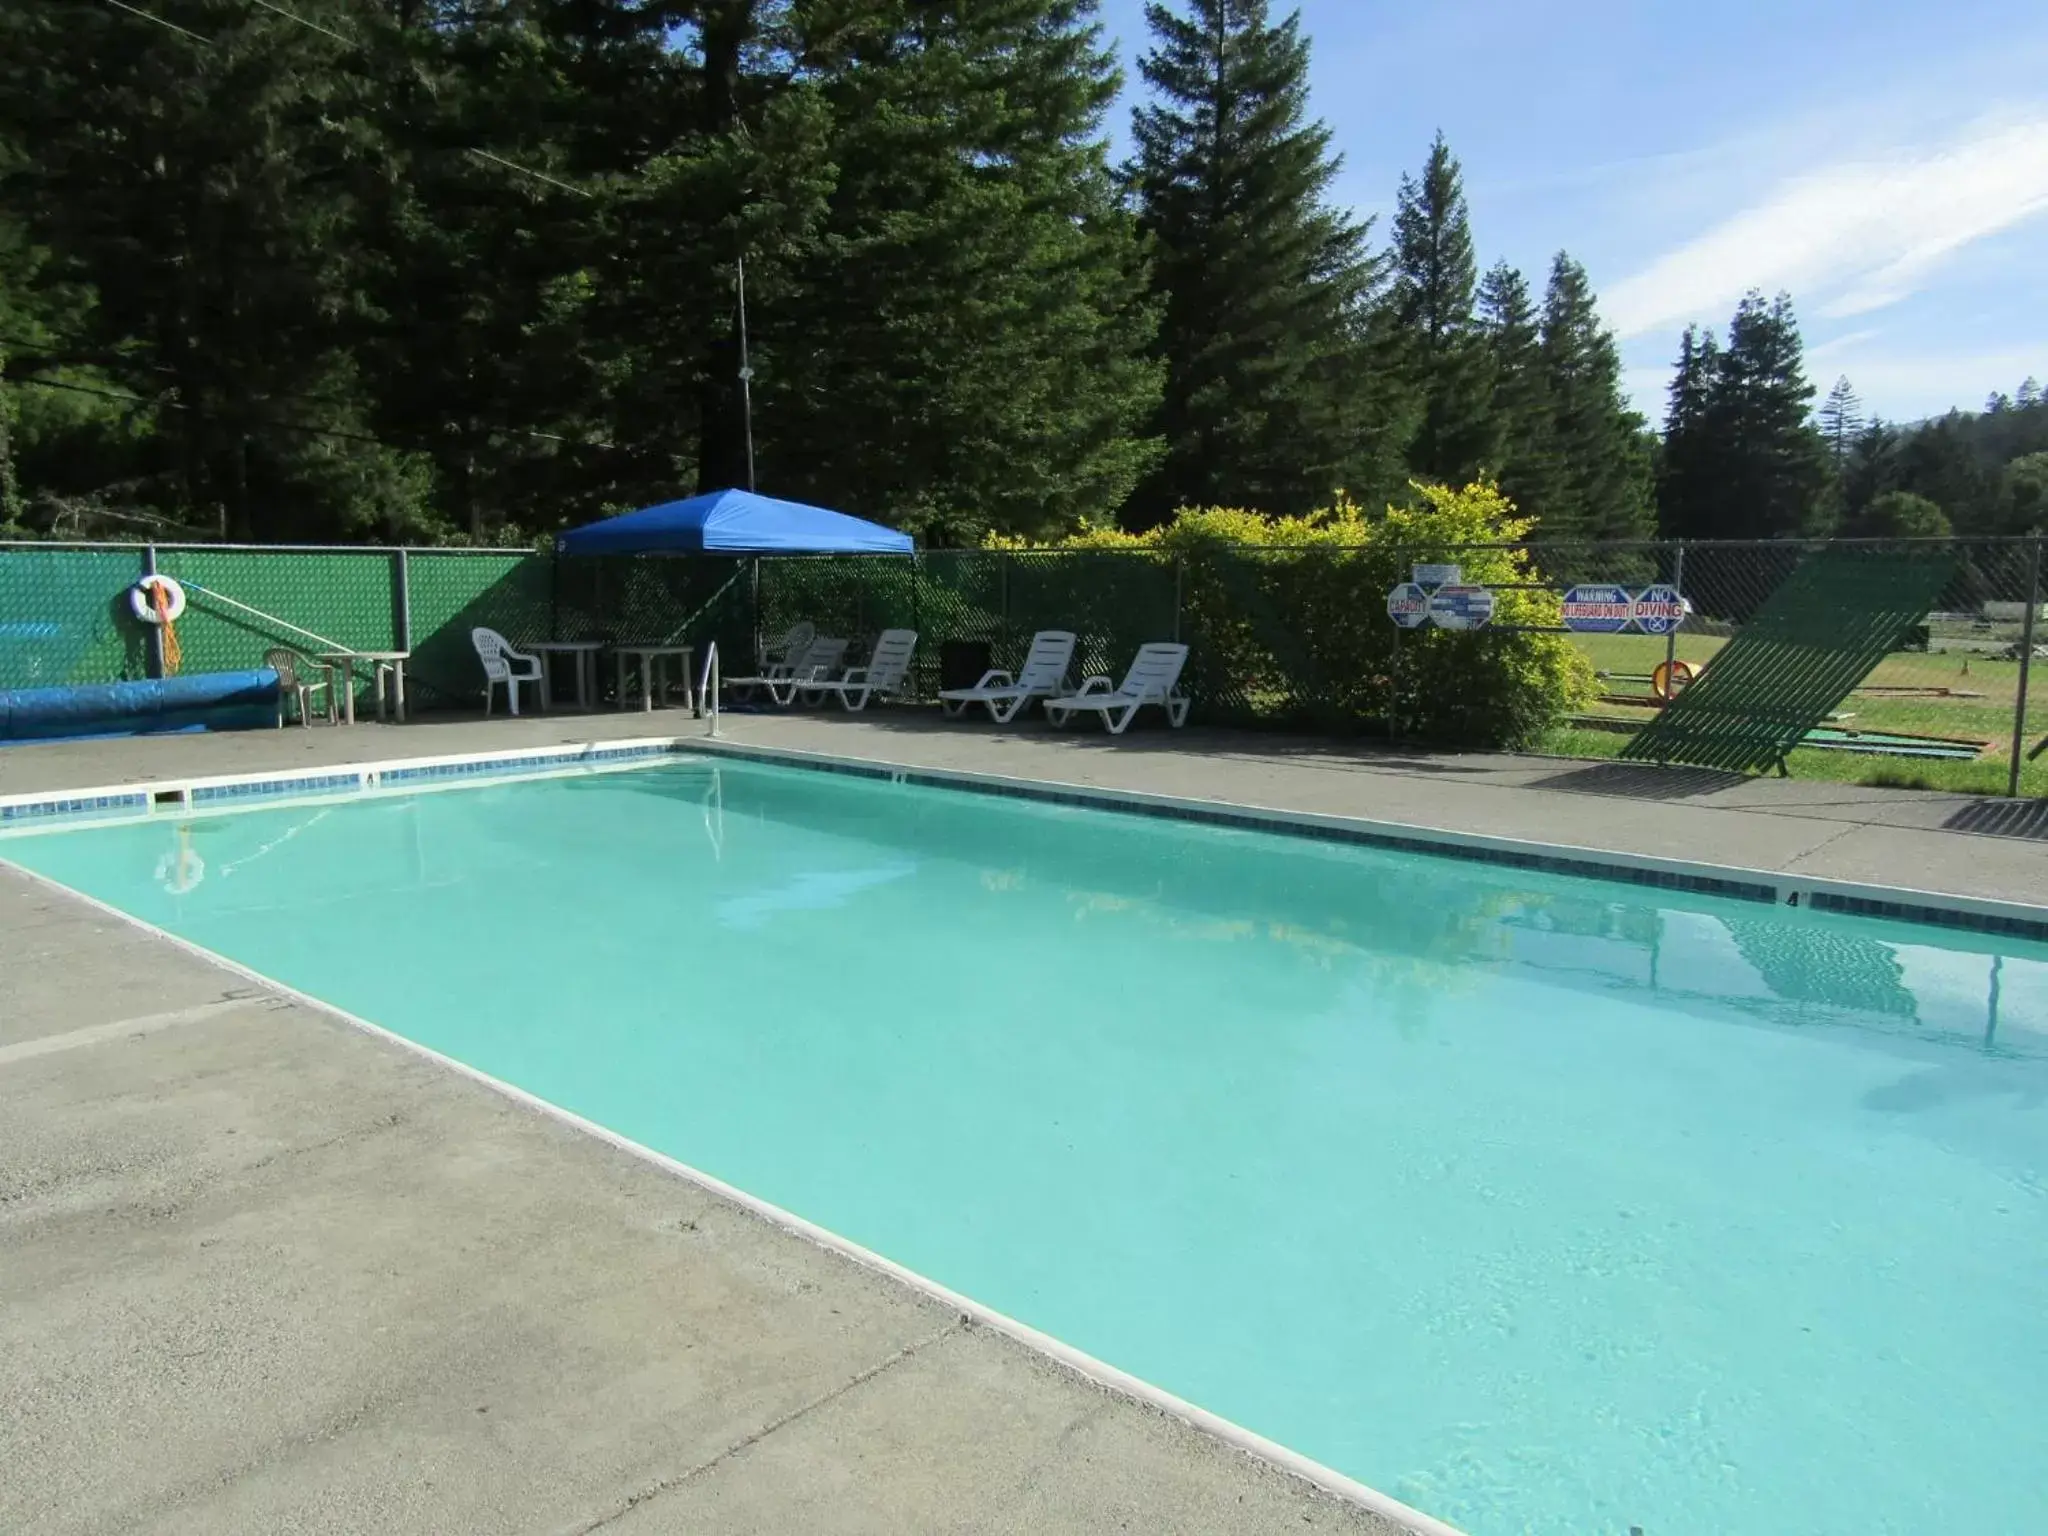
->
xmin=1562 ymin=583 xmax=1688 ymax=636
xmin=1387 ymin=565 xmax=1496 ymax=631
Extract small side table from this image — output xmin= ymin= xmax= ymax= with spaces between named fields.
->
xmin=613 ymin=644 xmax=695 ymax=713
xmin=527 ymin=640 xmax=606 ymax=711
xmin=320 ymin=651 xmax=411 ymax=724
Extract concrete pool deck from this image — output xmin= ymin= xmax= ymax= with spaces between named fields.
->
xmin=3 ymin=709 xmax=2043 ymax=1534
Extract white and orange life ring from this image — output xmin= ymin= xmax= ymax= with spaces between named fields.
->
xmin=1651 ymin=659 xmax=1695 ymax=700
xmin=154 ymin=827 xmax=205 ymax=894
xmin=130 ymin=573 xmax=187 ymax=624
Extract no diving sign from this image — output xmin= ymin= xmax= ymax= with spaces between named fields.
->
xmin=1631 ymin=584 xmax=1687 ymax=635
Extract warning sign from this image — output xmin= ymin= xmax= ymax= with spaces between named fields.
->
xmin=1561 ymin=584 xmax=1636 ymax=634
xmin=1428 ymin=585 xmax=1496 ymax=631
xmin=1386 ymin=582 xmax=1431 ymax=629
xmin=1631 ymin=584 xmax=1688 ymax=636
xmin=1412 ymin=563 xmax=1463 ymax=591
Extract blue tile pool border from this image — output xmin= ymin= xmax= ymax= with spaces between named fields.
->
xmin=0 ymin=790 xmax=150 ymax=825
xmin=684 ymin=740 xmax=2048 ymax=945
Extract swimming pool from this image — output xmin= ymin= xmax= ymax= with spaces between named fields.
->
xmin=8 ymin=755 xmax=2045 ymax=1535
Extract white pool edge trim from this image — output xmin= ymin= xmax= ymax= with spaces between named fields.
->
xmin=0 ymin=735 xmax=695 ymax=836
xmin=682 ymin=738 xmax=2048 ymax=936
xmin=0 ymin=854 xmax=1466 ymax=1536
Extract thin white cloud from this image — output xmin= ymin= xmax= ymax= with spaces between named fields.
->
xmin=1604 ymin=114 xmax=2048 ymax=340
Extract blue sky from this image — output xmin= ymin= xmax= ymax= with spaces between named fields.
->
xmin=1094 ymin=0 xmax=2048 ymax=425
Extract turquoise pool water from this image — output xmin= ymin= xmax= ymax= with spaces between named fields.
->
xmin=8 ymin=758 xmax=2046 ymax=1535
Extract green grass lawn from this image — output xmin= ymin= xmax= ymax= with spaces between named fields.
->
xmin=1537 ymin=724 xmax=2048 ymax=797
xmin=1565 ymin=632 xmax=2045 ymax=788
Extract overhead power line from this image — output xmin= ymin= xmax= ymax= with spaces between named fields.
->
xmin=91 ymin=0 xmax=594 ymax=201
xmin=97 ymin=0 xmax=209 ymax=43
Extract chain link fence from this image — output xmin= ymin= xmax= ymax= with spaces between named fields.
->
xmin=2 ymin=535 xmax=2042 ymax=796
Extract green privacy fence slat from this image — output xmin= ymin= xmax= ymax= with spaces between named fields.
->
xmin=0 ymin=547 xmax=145 ymax=689
xmin=405 ymin=551 xmax=554 ymax=708
xmin=1620 ymin=548 xmax=1963 ymax=773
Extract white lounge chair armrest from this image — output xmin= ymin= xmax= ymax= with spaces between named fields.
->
xmin=839 ymin=666 xmax=871 ymax=685
xmin=1074 ymin=675 xmax=1113 ymax=697
xmin=976 ymin=669 xmax=1014 ymax=689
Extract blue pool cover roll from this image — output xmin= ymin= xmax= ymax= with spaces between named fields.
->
xmin=0 ymin=670 xmax=280 ymax=742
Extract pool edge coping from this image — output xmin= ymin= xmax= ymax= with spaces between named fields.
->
xmin=682 ymin=737 xmax=2048 ymax=943
xmin=0 ymin=854 xmax=1466 ymax=1536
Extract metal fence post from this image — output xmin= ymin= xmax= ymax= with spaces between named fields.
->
xmin=2009 ymin=537 xmax=2041 ymax=799
xmin=141 ymin=543 xmax=163 ymax=679
xmin=394 ymin=548 xmax=412 ymax=654
xmin=1665 ymin=542 xmax=1686 ymax=684
xmin=1173 ymin=556 xmax=1183 ymax=644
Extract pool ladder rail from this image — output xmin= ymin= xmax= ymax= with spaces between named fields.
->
xmin=697 ymin=642 xmax=720 ymax=738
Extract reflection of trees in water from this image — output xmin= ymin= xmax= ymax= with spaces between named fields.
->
xmin=1722 ymin=917 xmax=1919 ymax=1022
xmin=1491 ymin=888 xmax=1957 ymax=1042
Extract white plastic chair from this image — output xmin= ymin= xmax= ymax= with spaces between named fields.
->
xmin=733 ymin=622 xmax=817 ymax=704
xmin=472 ymin=627 xmax=543 ymax=716
xmin=797 ymin=630 xmax=918 ymax=711
xmin=939 ymin=630 xmax=1076 ymax=723
xmin=1044 ymin=643 xmax=1190 ymax=735
xmin=723 ymin=635 xmax=849 ymax=707
xmin=762 ymin=621 xmax=816 ymax=671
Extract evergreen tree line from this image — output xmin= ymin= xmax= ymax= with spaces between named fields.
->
xmin=1 ymin=0 xmax=2036 ymax=548
xmin=1659 ymin=293 xmax=2047 ymax=543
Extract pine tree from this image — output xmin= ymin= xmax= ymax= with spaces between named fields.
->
xmin=1128 ymin=0 xmax=1405 ymax=525
xmin=1687 ymin=291 xmax=1828 ymax=539
xmin=1656 ymin=324 xmax=1719 ymax=538
xmin=1538 ymin=253 xmax=1652 ymax=542
xmin=2019 ymin=377 xmax=2042 ymax=410
xmin=757 ymin=0 xmax=1161 ymax=542
xmin=1819 ymin=376 xmax=1863 ymax=468
xmin=1391 ymin=133 xmax=1494 ymax=485
xmin=1476 ymin=260 xmax=1553 ymax=524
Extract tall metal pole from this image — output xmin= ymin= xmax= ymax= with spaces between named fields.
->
xmin=142 ymin=544 xmax=164 ymax=680
xmin=737 ymin=255 xmax=757 ymax=493
xmin=2008 ymin=536 xmax=2041 ymax=799
xmin=1664 ymin=542 xmax=1686 ymax=683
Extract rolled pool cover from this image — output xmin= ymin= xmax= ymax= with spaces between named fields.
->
xmin=0 ymin=669 xmax=279 ymax=743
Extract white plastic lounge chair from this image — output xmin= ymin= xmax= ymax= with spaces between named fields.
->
xmin=939 ymin=630 xmax=1076 ymax=723
xmin=732 ymin=621 xmax=817 ymax=704
xmin=724 ymin=635 xmax=849 ymax=707
xmin=798 ymin=629 xmax=918 ymax=712
xmin=763 ymin=620 xmax=816 ymax=669
xmin=1043 ymin=642 xmax=1190 ymax=735
xmin=473 ymin=627 xmax=543 ymax=716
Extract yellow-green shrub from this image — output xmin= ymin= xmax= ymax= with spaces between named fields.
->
xmin=988 ymin=482 xmax=1595 ymax=748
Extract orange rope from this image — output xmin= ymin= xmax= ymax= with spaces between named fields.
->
xmin=152 ymin=582 xmax=183 ymax=674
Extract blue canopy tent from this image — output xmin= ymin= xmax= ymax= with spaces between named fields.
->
xmin=550 ymin=489 xmax=912 ymax=710
xmin=554 ymin=488 xmax=912 ymax=557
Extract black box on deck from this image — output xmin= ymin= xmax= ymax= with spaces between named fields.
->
xmin=939 ymin=640 xmax=994 ymax=692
